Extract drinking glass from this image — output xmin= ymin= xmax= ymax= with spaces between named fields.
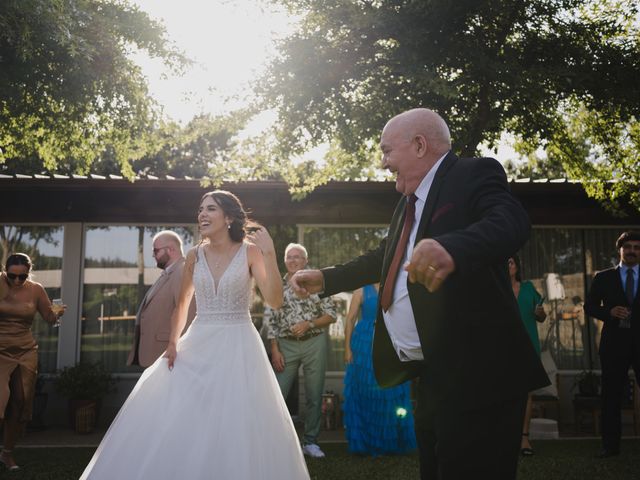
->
xmin=51 ymin=298 xmax=64 ymax=328
xmin=620 ymin=308 xmax=632 ymax=329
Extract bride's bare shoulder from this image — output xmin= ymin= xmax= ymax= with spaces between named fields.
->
xmin=245 ymin=242 xmax=269 ymax=270
xmin=183 ymin=245 xmax=202 ymax=272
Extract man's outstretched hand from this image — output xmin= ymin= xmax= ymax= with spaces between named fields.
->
xmin=289 ymin=269 xmax=324 ymax=298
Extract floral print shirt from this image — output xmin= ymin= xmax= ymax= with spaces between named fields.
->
xmin=266 ymin=275 xmax=337 ymax=339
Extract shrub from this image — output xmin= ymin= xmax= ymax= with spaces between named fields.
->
xmin=54 ymin=362 xmax=116 ymax=400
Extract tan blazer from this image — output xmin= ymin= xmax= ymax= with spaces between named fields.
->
xmin=127 ymin=258 xmax=195 ymax=367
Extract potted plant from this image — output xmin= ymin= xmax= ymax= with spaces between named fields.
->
xmin=54 ymin=362 xmax=116 ymax=433
xmin=573 ymin=370 xmax=601 ymax=397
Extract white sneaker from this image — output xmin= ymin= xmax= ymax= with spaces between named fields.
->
xmin=302 ymin=443 xmax=325 ymax=458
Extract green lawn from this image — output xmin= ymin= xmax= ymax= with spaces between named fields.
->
xmin=4 ymin=440 xmax=640 ymax=479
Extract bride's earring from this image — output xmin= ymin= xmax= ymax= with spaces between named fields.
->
xmin=227 ymin=223 xmax=231 ymax=230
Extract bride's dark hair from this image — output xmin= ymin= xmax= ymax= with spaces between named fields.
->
xmin=199 ymin=190 xmax=260 ymax=242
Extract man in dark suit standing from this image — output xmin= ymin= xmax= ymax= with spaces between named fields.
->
xmin=291 ymin=108 xmax=548 ymax=479
xmin=585 ymin=231 xmax=640 ymax=457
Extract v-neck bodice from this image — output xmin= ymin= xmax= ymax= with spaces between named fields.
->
xmin=192 ymin=243 xmax=252 ymax=324
xmin=203 ymin=243 xmax=243 ymax=293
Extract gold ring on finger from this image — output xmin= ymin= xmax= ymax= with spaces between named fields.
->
xmin=428 ymin=264 xmax=438 ymax=272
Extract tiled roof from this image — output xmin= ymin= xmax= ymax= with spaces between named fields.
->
xmin=0 ymin=173 xmax=580 ymax=183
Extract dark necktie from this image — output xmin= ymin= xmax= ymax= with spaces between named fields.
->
xmin=626 ymin=268 xmax=635 ymax=306
xmin=380 ymin=194 xmax=417 ymax=312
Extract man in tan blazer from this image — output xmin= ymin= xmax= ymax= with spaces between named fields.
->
xmin=128 ymin=230 xmax=195 ymax=368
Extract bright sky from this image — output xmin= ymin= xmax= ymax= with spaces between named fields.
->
xmin=130 ymin=0 xmax=519 ymax=164
xmin=131 ymin=0 xmax=295 ymax=123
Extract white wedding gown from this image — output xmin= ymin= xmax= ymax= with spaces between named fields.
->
xmin=80 ymin=243 xmax=310 ymax=479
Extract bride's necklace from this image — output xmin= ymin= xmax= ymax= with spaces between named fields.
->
xmin=209 ymin=244 xmax=235 ymax=270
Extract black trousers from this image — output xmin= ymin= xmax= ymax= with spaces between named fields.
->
xmin=415 ymin=390 xmax=527 ymax=480
xmin=600 ymin=334 xmax=640 ymax=451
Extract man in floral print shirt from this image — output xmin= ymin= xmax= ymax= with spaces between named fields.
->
xmin=266 ymin=243 xmax=337 ymax=458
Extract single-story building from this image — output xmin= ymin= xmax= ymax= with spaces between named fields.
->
xmin=1 ymin=173 xmax=639 ymax=431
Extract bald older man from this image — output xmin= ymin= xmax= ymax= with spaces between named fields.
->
xmin=128 ymin=230 xmax=195 ymax=368
xmin=292 ymin=108 xmax=549 ymax=479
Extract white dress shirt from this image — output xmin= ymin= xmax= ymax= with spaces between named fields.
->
xmin=382 ymin=152 xmax=447 ymax=361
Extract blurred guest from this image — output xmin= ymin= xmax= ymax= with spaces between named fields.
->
xmin=585 ymin=231 xmax=640 ymax=458
xmin=127 ymin=230 xmax=195 ymax=368
xmin=256 ymin=298 xmax=300 ymax=419
xmin=508 ymin=255 xmax=546 ymax=456
xmin=0 ymin=253 xmax=65 ymax=470
xmin=343 ymin=283 xmax=416 ymax=455
xmin=266 ymin=243 xmax=337 ymax=458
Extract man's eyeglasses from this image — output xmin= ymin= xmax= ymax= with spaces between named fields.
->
xmin=152 ymin=246 xmax=171 ymax=255
xmin=7 ymin=273 xmax=28 ymax=281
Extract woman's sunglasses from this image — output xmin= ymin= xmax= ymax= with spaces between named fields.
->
xmin=7 ymin=273 xmax=28 ymax=281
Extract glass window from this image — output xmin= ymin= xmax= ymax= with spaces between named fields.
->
xmin=0 ymin=225 xmax=64 ymax=373
xmin=301 ymin=226 xmax=388 ymax=372
xmin=519 ymin=228 xmax=587 ymax=370
xmin=520 ymin=227 xmax=636 ymax=370
xmin=81 ymin=226 xmax=195 ymax=372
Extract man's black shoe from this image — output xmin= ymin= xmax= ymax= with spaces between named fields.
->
xmin=596 ymin=449 xmax=620 ymax=458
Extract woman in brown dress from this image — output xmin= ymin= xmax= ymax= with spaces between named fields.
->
xmin=0 ymin=253 xmax=65 ymax=471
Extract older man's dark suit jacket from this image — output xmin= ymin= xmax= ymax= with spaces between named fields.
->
xmin=322 ymin=152 xmax=549 ymax=413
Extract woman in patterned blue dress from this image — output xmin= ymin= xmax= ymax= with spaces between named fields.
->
xmin=343 ymin=283 xmax=417 ymax=455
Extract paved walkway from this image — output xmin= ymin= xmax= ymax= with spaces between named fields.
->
xmin=18 ymin=427 xmax=608 ymax=449
xmin=18 ymin=415 xmax=630 ymax=448
xmin=18 ymin=425 xmax=348 ymax=448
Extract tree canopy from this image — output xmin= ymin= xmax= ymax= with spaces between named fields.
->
xmin=256 ymin=0 xmax=640 ymax=205
xmin=0 ymin=0 xmax=187 ymax=177
xmin=3 ymin=0 xmax=638 ymax=209
xmin=512 ymin=105 xmax=640 ymax=214
xmin=85 ymin=112 xmax=249 ymax=179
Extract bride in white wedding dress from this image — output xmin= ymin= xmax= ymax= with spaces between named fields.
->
xmin=80 ymin=190 xmax=310 ymax=480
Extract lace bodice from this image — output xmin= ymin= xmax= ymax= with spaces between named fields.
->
xmin=192 ymin=243 xmax=252 ymax=324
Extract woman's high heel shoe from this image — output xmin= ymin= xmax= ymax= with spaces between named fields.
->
xmin=0 ymin=449 xmax=21 ymax=471
xmin=520 ymin=433 xmax=534 ymax=457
